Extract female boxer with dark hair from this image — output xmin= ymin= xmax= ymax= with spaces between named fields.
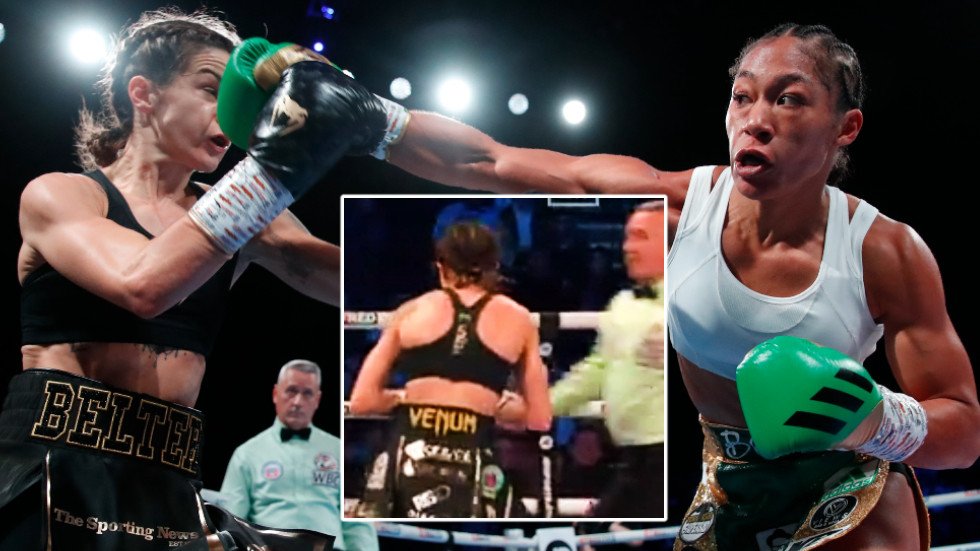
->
xmin=1 ymin=7 xmax=348 ymax=550
xmin=350 ymin=220 xmax=551 ymax=518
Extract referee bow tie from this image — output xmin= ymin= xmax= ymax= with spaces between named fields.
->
xmin=632 ymin=285 xmax=658 ymax=299
xmin=280 ymin=427 xmax=311 ymax=441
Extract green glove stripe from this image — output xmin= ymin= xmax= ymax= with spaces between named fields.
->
xmin=784 ymin=411 xmax=847 ymax=435
xmin=834 ymin=368 xmax=874 ymax=393
xmin=811 ymin=387 xmax=864 ymax=412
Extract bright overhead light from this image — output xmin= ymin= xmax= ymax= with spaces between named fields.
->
xmin=68 ymin=28 xmax=107 ymax=65
xmin=562 ymin=99 xmax=587 ymax=125
xmin=508 ymin=93 xmax=529 ymax=115
xmin=390 ymin=77 xmax=412 ymax=100
xmin=437 ymin=77 xmax=473 ymax=113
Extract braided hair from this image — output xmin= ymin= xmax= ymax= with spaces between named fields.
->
xmin=74 ymin=8 xmax=239 ymax=170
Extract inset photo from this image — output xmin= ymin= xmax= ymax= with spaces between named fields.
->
xmin=341 ymin=195 xmax=667 ymax=521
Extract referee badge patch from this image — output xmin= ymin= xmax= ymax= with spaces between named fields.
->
xmin=262 ymin=460 xmax=283 ymax=480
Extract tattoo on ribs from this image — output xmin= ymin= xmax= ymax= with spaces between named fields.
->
xmin=139 ymin=345 xmax=185 ymax=365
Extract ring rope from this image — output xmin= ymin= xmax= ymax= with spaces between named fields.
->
xmin=923 ymin=489 xmax=980 ymax=508
xmin=375 ymin=522 xmax=534 ymax=546
xmin=341 ymin=488 xmax=980 ymax=524
xmin=358 ymin=489 xmax=980 ymax=547
xmin=342 ymin=497 xmax=596 ymax=518
xmin=343 ymin=400 xmax=605 ymax=419
xmin=344 ymin=310 xmax=601 ymax=330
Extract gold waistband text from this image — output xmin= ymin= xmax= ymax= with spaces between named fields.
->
xmin=409 ymin=406 xmax=478 ymax=436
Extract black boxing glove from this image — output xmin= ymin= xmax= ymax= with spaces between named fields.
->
xmin=190 ymin=61 xmax=393 ymax=254
xmin=218 ymin=38 xmax=410 ymax=160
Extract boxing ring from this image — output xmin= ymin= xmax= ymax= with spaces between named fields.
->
xmin=341 ymin=309 xmax=980 ymax=548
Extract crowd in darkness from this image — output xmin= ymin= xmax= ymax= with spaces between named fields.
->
xmin=343 ymin=197 xmax=637 ymax=311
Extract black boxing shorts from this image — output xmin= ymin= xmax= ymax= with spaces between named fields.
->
xmin=355 ymin=403 xmax=520 ymax=519
xmin=0 ymin=369 xmax=333 ymax=551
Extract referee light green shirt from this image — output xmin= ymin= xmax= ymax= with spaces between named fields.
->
xmin=550 ymin=282 xmax=666 ymax=446
xmin=220 ymin=418 xmax=378 ymax=551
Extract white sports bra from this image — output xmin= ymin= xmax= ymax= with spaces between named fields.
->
xmin=666 ymin=166 xmax=884 ymax=380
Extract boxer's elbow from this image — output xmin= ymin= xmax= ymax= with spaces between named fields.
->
xmin=121 ymin=273 xmax=174 ymax=319
xmin=348 ymin=392 xmax=377 ymax=415
xmin=956 ymin=402 xmax=980 ymax=468
xmin=915 ymin=398 xmax=980 ymax=469
xmin=942 ymin=396 xmax=980 ymax=469
xmin=525 ymin=411 xmax=553 ymax=432
xmin=348 ymin=395 xmax=368 ymax=415
xmin=942 ymin=434 xmax=980 ymax=469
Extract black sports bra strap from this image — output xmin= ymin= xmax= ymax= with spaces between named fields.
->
xmin=84 ymin=170 xmax=154 ymax=239
xmin=469 ymin=293 xmax=494 ymax=317
xmin=85 ymin=169 xmax=208 ymax=201
xmin=84 ymin=169 xmax=122 ymax=203
xmin=442 ymin=288 xmax=493 ymax=319
xmin=442 ymin=287 xmax=465 ymax=311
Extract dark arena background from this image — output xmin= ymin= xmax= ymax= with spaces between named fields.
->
xmin=1 ymin=0 xmax=977 ymax=548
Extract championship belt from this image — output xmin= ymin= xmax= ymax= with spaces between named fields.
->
xmin=673 ymin=419 xmax=929 ymax=551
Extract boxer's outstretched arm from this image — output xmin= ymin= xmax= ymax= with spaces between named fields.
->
xmin=388 ymin=111 xmax=693 ymax=200
xmin=219 ymin=40 xmax=693 ymax=202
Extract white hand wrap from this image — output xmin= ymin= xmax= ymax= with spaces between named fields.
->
xmin=188 ymin=156 xmax=294 ymax=255
xmin=854 ymin=385 xmax=928 ymax=462
xmin=370 ymin=95 xmax=411 ymax=160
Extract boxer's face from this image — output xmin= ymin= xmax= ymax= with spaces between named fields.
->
xmin=145 ymin=47 xmax=232 ymax=174
xmin=725 ymin=36 xmax=861 ymax=200
xmin=273 ymin=369 xmax=322 ymax=430
xmin=623 ymin=210 xmax=665 ymax=283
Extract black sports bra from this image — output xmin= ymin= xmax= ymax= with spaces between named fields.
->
xmin=20 ymin=170 xmax=236 ymax=356
xmin=396 ymin=289 xmax=515 ymax=394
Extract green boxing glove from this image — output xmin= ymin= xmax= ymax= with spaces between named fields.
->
xmin=736 ymin=336 xmax=882 ymax=459
xmin=217 ymin=37 xmax=343 ymax=150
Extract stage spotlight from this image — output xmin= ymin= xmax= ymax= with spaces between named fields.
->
xmin=390 ymin=77 xmax=412 ymax=100
xmin=508 ymin=93 xmax=529 ymax=115
xmin=312 ymin=41 xmax=324 ymax=53
xmin=437 ymin=77 xmax=472 ymax=113
xmin=68 ymin=28 xmax=107 ymax=65
xmin=307 ymin=1 xmax=337 ymax=20
xmin=0 ymin=22 xmax=6 ymax=45
xmin=562 ymin=99 xmax=587 ymax=125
